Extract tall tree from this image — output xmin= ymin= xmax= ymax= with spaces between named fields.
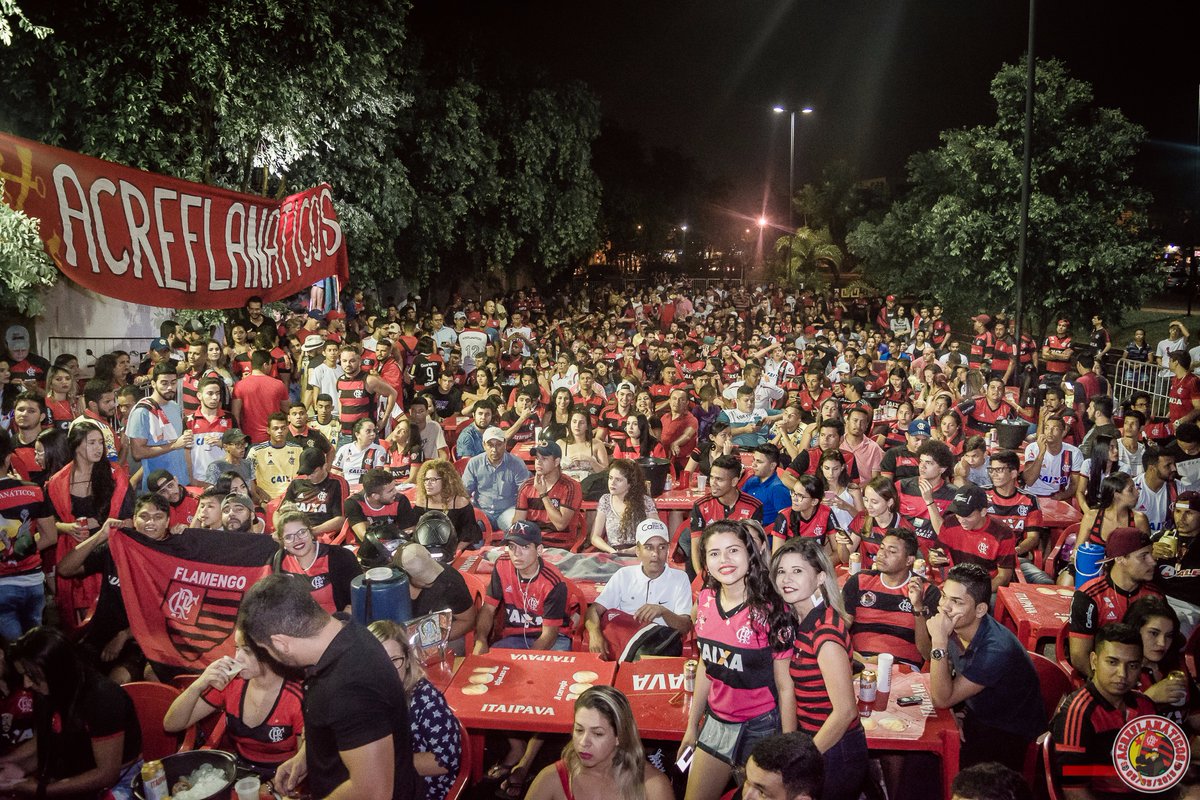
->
xmin=847 ymin=59 xmax=1157 ymax=331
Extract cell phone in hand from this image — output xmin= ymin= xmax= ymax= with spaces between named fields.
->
xmin=676 ymin=745 xmax=695 ymax=772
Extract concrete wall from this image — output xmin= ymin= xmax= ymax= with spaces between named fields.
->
xmin=36 ymin=279 xmax=170 ymax=371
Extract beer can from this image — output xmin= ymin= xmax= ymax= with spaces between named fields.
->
xmin=683 ymin=660 xmax=698 ymax=694
xmin=912 ymin=559 xmax=926 ymax=578
xmin=858 ymin=669 xmax=877 ymax=717
xmin=141 ymin=760 xmax=169 ymax=800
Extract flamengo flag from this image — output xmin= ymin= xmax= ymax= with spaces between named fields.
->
xmin=0 ymin=131 xmax=349 ymax=309
xmin=108 ymin=528 xmax=279 ymax=668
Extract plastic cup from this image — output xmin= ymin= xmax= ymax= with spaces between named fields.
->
xmin=696 ymin=475 xmax=708 ymax=493
xmin=876 ymin=653 xmax=894 ymax=693
xmin=235 ymin=776 xmax=261 ymax=800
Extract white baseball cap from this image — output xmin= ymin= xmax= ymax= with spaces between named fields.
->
xmin=635 ymin=518 xmax=670 ymax=545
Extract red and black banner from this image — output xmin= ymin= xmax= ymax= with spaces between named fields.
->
xmin=0 ymin=131 xmax=349 ymax=309
xmin=108 ymin=529 xmax=278 ymax=667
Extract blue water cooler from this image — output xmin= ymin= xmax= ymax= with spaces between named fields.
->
xmin=350 ymin=567 xmax=412 ymax=625
xmin=1074 ymin=541 xmax=1106 ymax=588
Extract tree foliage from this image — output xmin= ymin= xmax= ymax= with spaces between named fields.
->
xmin=772 ymin=226 xmax=842 ymax=291
xmin=847 ymin=59 xmax=1157 ymax=331
xmin=1 ymin=0 xmax=602 ymax=294
xmin=792 ymin=160 xmax=891 ymax=280
xmin=0 ymin=179 xmax=58 ymax=316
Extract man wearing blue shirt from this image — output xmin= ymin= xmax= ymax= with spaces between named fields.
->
xmin=718 ymin=384 xmax=776 ymax=448
xmin=126 ymin=363 xmax=192 ymax=489
xmin=929 ymin=563 xmax=1045 ymax=772
xmin=462 ymin=426 xmax=531 ymax=530
xmin=455 ymin=402 xmax=495 ymax=460
xmin=743 ymin=444 xmax=791 ymax=526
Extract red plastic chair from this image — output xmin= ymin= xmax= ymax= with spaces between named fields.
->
xmin=1030 ymin=651 xmax=1073 ymax=720
xmin=669 ymin=519 xmax=691 ymax=566
xmin=1039 ymin=732 xmax=1065 ymax=800
xmin=1052 ymin=623 xmax=1086 ymax=687
xmin=459 ymin=571 xmax=489 ymax=654
xmin=123 ymin=681 xmax=184 ymax=760
xmin=563 ymin=578 xmax=589 ymax=650
xmin=454 ymin=457 xmax=471 ymax=475
xmin=445 ymin=718 xmax=473 ymax=800
xmin=1045 ymin=523 xmax=1080 ymax=580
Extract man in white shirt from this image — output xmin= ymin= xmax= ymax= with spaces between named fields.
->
xmin=584 ymin=519 xmax=693 ymax=660
xmin=503 ymin=311 xmax=534 ymax=357
xmin=1021 ymin=413 xmax=1082 ymax=500
xmin=306 ymin=338 xmax=342 ymax=412
xmin=722 ymin=363 xmax=784 ymax=414
xmin=1156 ymin=320 xmax=1190 ymax=367
xmin=1134 ymin=447 xmax=1182 ymax=533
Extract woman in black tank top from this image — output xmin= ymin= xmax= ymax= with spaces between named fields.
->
xmin=1063 ymin=472 xmax=1150 ymax=586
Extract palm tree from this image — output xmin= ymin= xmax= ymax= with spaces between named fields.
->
xmin=774 ymin=226 xmax=845 ymax=288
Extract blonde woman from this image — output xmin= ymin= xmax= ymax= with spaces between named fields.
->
xmin=412 ymin=459 xmax=482 ymax=551
xmin=368 ymin=620 xmax=463 ymax=800
xmin=526 ymin=685 xmax=672 ymax=800
xmin=589 ymin=459 xmax=656 ymax=554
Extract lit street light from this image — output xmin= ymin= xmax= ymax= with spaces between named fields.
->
xmin=773 ymin=105 xmax=813 ymax=284
xmin=680 ymin=224 xmax=688 ymax=269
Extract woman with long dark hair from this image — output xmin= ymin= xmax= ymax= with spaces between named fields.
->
xmin=1077 ymin=434 xmax=1118 ymax=512
xmin=543 ymin=388 xmax=575 ymax=444
xmin=613 ymin=414 xmax=665 ymax=461
xmin=0 ymin=627 xmax=142 ymax=798
xmin=1124 ymin=596 xmax=1193 ymax=719
xmin=677 ymin=520 xmax=793 ymax=800
xmin=1063 ymin=472 xmax=1150 ymax=586
xmin=45 ymin=422 xmax=131 ymax=634
xmin=32 ymin=429 xmax=70 ymax=489
xmin=589 ymin=459 xmax=656 ymax=554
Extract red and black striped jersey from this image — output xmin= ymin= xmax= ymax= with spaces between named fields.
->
xmin=843 ymin=570 xmax=940 ymax=667
xmin=879 ymin=444 xmax=919 ymax=480
xmin=849 ymin=512 xmax=913 ymax=568
xmin=1068 ymin=575 xmax=1161 ymax=637
xmin=789 ymin=604 xmax=859 ymax=736
xmin=1050 ymin=683 xmax=1156 ymax=793
xmin=957 ymin=397 xmax=1015 ymax=437
xmin=690 ymin=492 xmax=764 ymax=533
xmin=985 ymin=487 xmax=1044 ymax=535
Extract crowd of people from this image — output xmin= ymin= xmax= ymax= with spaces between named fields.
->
xmin=0 ymin=278 xmax=1197 ymax=799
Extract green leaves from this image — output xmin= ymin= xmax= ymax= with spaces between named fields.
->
xmin=847 ymin=58 xmax=1156 ymax=331
xmin=0 ymin=179 xmax=58 ymax=316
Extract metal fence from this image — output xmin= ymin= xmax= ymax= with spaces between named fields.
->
xmin=1109 ymin=357 xmax=1171 ymax=418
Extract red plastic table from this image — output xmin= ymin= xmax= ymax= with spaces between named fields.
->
xmin=445 ymin=649 xmax=616 ymax=781
xmin=994 ymin=584 xmax=1074 ymax=651
xmin=610 ymin=658 xmax=961 ymax=800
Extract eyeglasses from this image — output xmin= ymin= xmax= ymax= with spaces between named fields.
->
xmin=986 ymin=466 xmax=1010 ymax=474
xmin=283 ymin=529 xmax=313 ymax=543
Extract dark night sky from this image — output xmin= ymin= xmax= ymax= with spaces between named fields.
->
xmin=416 ymin=0 xmax=1197 ymax=232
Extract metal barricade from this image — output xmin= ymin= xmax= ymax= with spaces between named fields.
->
xmin=1110 ymin=357 xmax=1171 ymax=418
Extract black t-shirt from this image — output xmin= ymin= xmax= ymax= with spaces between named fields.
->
xmin=288 ymin=475 xmax=346 ymax=527
xmin=412 ymin=566 xmax=474 ymax=618
xmin=426 ymin=386 xmax=463 ymax=419
xmin=37 ymin=673 xmax=142 ymax=781
xmin=79 ymin=542 xmax=129 ymax=651
xmin=303 ymin=620 xmax=423 ymax=799
xmin=1155 ymin=535 xmax=1200 ymax=607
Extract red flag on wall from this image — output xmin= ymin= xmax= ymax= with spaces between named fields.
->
xmin=108 ymin=528 xmax=278 ymax=667
xmin=0 ymin=131 xmax=349 ymax=309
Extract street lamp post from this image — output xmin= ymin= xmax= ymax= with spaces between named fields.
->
xmin=680 ymin=224 xmax=688 ymax=270
xmin=773 ymin=105 xmax=812 ymax=283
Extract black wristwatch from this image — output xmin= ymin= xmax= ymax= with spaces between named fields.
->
xmin=930 ymin=648 xmax=948 ymax=661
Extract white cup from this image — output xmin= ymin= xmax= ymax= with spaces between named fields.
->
xmin=697 ymin=475 xmax=708 ymax=492
xmin=876 ymin=653 xmax=894 ymax=693
xmin=235 ymin=776 xmax=261 ymax=800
